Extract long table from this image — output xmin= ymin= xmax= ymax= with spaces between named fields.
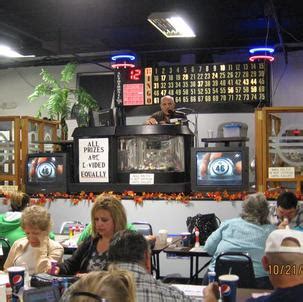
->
xmin=164 ymin=245 xmax=211 ymax=283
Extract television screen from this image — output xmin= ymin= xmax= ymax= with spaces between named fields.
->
xmin=26 ymin=152 xmax=68 ymax=194
xmin=90 ymin=108 xmax=114 ymax=127
xmin=191 ymin=147 xmax=249 ymax=192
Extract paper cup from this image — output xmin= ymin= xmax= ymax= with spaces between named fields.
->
xmin=219 ymin=274 xmax=239 ymax=302
xmin=7 ymin=266 xmax=25 ymax=300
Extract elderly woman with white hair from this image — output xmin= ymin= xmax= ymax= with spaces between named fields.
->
xmin=4 ymin=205 xmax=63 ymax=274
xmin=204 ymin=193 xmax=275 ymax=289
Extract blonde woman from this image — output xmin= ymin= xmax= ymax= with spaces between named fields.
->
xmin=62 ymin=267 xmax=136 ymax=302
xmin=54 ymin=194 xmax=127 ymax=275
xmin=4 ymin=205 xmax=63 ymax=274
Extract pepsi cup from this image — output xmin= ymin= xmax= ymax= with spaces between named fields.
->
xmin=7 ymin=266 xmax=25 ymax=302
xmin=219 ymin=274 xmax=239 ymax=302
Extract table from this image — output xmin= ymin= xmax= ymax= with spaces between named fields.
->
xmin=172 ymin=284 xmax=272 ymax=301
xmin=164 ymin=245 xmax=211 ymax=283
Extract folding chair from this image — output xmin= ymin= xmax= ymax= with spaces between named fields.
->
xmin=132 ymin=222 xmax=159 ymax=277
xmin=215 ymin=251 xmax=256 ymax=288
xmin=131 ymin=222 xmax=153 ymax=236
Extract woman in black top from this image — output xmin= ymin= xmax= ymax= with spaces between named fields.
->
xmin=55 ymin=194 xmax=127 ymax=275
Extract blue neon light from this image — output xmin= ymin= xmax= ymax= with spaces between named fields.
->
xmin=249 ymin=47 xmax=274 ymax=54
xmin=111 ymin=54 xmax=136 ymax=61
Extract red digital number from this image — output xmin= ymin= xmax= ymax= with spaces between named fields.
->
xmin=129 ymin=68 xmax=142 ymax=81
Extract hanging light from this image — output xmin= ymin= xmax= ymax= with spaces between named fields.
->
xmin=248 ymin=47 xmax=275 ymax=62
xmin=111 ymin=54 xmax=136 ymax=69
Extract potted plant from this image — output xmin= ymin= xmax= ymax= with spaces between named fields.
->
xmin=28 ymin=62 xmax=98 ymax=139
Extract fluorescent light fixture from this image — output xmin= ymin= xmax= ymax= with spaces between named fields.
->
xmin=0 ymin=45 xmax=35 ymax=58
xmin=148 ymin=12 xmax=195 ymax=38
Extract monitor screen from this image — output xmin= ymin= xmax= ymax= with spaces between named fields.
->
xmin=26 ymin=152 xmax=68 ymax=194
xmin=191 ymin=147 xmax=249 ymax=192
xmin=90 ymin=108 xmax=114 ymax=127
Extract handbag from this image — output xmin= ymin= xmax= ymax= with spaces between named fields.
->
xmin=186 ymin=213 xmax=220 ymax=245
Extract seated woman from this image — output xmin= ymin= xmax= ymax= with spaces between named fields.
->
xmin=54 ymin=194 xmax=127 ymax=275
xmin=61 ymin=267 xmax=136 ymax=302
xmin=204 ymin=193 xmax=275 ymax=289
xmin=4 ymin=205 xmax=63 ymax=274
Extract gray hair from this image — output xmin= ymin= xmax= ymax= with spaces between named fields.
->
xmin=240 ymin=193 xmax=270 ymax=225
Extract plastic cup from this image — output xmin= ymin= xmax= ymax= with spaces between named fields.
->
xmin=7 ymin=266 xmax=25 ymax=301
xmin=219 ymin=274 xmax=239 ymax=302
xmin=180 ymin=232 xmax=191 ymax=247
xmin=158 ymin=229 xmax=168 ymax=244
xmin=207 ymin=130 xmax=214 ymax=138
xmin=50 ymin=260 xmax=58 ymax=275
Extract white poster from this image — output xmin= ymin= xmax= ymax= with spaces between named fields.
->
xmin=268 ymin=167 xmax=295 ymax=179
xmin=79 ymin=138 xmax=109 ymax=183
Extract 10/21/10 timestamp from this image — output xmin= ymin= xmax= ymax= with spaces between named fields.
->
xmin=268 ymin=264 xmax=303 ymax=276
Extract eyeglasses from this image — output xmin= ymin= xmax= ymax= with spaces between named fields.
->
xmin=71 ymin=291 xmax=107 ymax=301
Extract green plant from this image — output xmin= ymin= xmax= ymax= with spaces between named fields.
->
xmin=28 ymin=62 xmax=98 ymax=136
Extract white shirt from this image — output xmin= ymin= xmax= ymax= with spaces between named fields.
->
xmin=15 ymin=244 xmax=40 ymax=275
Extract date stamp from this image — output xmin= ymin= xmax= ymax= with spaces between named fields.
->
xmin=268 ymin=264 xmax=303 ymax=276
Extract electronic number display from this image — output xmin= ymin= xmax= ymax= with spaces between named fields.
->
xmin=114 ymin=62 xmax=269 ymax=109
xmin=144 ymin=62 xmax=269 ymax=105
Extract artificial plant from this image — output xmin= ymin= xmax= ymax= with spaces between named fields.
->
xmin=28 ymin=62 xmax=98 ymax=138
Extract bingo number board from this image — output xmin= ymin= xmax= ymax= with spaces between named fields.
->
xmin=144 ymin=62 xmax=269 ymax=107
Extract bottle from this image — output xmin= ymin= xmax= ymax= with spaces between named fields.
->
xmin=6 ymin=283 xmax=12 ymax=302
xmin=194 ymin=227 xmax=200 ymax=248
xmin=68 ymin=226 xmax=74 ymax=239
xmin=208 ymin=271 xmax=216 ymax=283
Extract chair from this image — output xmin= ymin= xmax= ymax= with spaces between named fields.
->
xmin=132 ymin=222 xmax=159 ymax=277
xmin=0 ymin=237 xmax=11 ymax=270
xmin=59 ymin=220 xmax=84 ymax=235
xmin=131 ymin=222 xmax=153 ymax=236
xmin=215 ymin=252 xmax=256 ymax=288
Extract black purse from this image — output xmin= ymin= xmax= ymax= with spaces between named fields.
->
xmin=186 ymin=213 xmax=220 ymax=245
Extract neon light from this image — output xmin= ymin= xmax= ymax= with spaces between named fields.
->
xmin=249 ymin=47 xmax=274 ymax=54
xmin=111 ymin=63 xmax=136 ymax=69
xmin=249 ymin=55 xmax=275 ymax=62
xmin=111 ymin=55 xmax=135 ymax=61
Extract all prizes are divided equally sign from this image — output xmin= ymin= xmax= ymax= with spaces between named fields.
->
xmin=78 ymin=138 xmax=109 ymax=183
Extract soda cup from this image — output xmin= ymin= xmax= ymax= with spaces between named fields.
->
xmin=50 ymin=260 xmax=58 ymax=275
xmin=7 ymin=266 xmax=25 ymax=302
xmin=219 ymin=274 xmax=239 ymax=302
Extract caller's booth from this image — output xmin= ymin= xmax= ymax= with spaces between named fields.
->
xmin=115 ymin=125 xmax=194 ymax=192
